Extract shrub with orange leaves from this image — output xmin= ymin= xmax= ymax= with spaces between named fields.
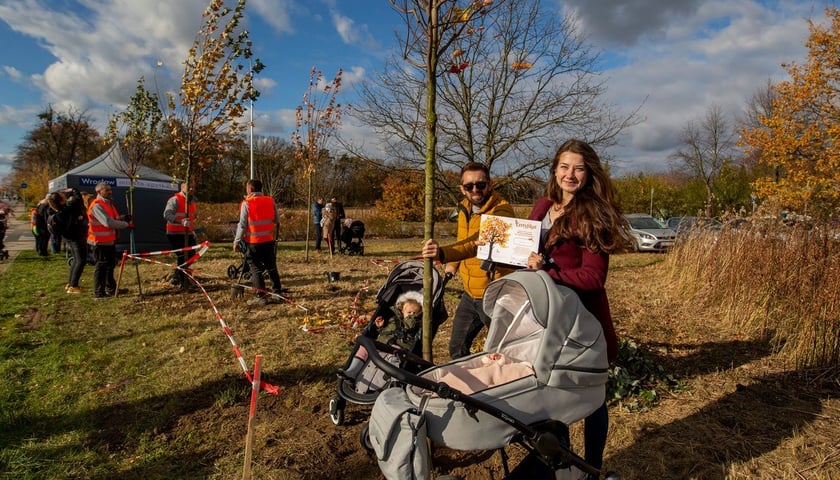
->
xmin=375 ymin=170 xmax=425 ymax=221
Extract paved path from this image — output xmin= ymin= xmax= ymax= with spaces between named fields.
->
xmin=0 ymin=200 xmax=37 ymax=276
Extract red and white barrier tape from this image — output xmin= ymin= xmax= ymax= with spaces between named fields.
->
xmin=120 ymin=241 xmax=281 ymax=395
xmin=181 ymin=268 xmax=280 ymax=395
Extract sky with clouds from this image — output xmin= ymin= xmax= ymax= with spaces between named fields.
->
xmin=0 ymin=0 xmax=830 ymax=185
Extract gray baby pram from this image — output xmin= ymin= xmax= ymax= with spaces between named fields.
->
xmin=362 ymin=269 xmax=612 ymax=479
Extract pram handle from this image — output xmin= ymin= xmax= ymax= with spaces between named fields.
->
xmin=356 ymin=337 xmax=602 ymax=477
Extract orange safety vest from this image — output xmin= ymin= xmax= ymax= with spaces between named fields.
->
xmin=165 ymin=193 xmax=196 ymax=234
xmin=243 ymin=196 xmax=276 ymax=244
xmin=87 ymin=197 xmax=119 ymax=245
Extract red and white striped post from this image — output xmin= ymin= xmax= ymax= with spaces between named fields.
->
xmin=242 ymin=354 xmax=262 ymax=480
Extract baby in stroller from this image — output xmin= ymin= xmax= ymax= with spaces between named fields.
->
xmin=341 ymin=291 xmax=423 ymax=379
xmin=328 ymin=260 xmax=448 ymax=427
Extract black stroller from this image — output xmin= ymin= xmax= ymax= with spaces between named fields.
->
xmin=339 ymin=220 xmax=365 ymax=256
xmin=328 ymin=260 xmax=450 ymax=427
xmin=226 ymin=240 xmax=268 ymax=281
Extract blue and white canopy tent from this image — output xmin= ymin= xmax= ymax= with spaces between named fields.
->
xmin=48 ymin=143 xmax=178 ymax=253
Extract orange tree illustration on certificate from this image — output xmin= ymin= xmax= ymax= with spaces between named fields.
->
xmin=478 ymin=216 xmax=511 ymax=248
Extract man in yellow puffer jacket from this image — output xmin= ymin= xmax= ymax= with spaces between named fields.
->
xmin=421 ymin=162 xmax=515 ymax=359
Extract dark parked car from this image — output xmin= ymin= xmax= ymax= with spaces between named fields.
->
xmin=665 ymin=216 xmax=723 ymax=236
xmin=624 ymin=214 xmax=676 ymax=252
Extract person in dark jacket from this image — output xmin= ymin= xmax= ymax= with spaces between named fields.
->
xmin=525 ymin=139 xmax=632 ymax=478
xmin=312 ymin=197 xmax=324 ymax=253
xmin=47 ymin=188 xmax=89 ymax=294
xmin=33 ymin=199 xmax=50 ymax=257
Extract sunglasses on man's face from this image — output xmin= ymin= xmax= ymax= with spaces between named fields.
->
xmin=462 ymin=181 xmax=488 ymax=191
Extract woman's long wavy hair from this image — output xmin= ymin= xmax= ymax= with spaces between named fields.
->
xmin=544 ymin=139 xmax=632 ymax=254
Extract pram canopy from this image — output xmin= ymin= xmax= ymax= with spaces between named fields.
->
xmin=481 ymin=268 xmax=609 ymax=391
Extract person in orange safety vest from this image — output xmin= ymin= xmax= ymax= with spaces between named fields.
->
xmin=163 ymin=182 xmax=197 ymax=287
xmin=233 ymin=179 xmax=282 ymax=306
xmin=87 ymin=182 xmax=130 ymax=299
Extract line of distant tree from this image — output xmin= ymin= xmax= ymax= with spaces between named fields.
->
xmin=0 ymin=105 xmax=759 ymax=221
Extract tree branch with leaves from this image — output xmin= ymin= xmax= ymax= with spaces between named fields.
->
xmin=291 ymin=67 xmax=344 ymax=262
xmin=386 ymin=0 xmax=497 ymax=361
xmin=106 ymin=77 xmax=164 ymax=253
xmin=165 ymin=0 xmax=263 ymax=206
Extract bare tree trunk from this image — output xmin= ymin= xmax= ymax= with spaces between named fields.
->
xmin=422 ymin=2 xmax=440 ymax=363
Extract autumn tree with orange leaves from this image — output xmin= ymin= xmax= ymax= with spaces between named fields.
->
xmin=741 ymin=7 xmax=840 ymax=221
xmin=165 ymin=0 xmax=263 ymax=205
xmin=292 ymin=67 xmax=344 ymax=261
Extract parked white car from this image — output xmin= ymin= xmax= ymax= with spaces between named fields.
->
xmin=624 ymin=214 xmax=677 ymax=252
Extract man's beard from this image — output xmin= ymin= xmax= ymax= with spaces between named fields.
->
xmin=467 ymin=192 xmax=490 ymax=207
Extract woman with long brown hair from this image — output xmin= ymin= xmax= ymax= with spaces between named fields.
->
xmin=526 ymin=139 xmax=631 ymax=477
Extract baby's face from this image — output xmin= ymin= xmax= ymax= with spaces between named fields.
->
xmin=402 ymin=304 xmax=421 ymax=317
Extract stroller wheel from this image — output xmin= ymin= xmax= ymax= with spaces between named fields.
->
xmin=226 ymin=265 xmax=238 ymax=279
xmin=242 ymin=271 xmax=252 ymax=280
xmin=359 ymin=422 xmax=374 ymax=453
xmin=329 ymin=396 xmax=346 ymax=426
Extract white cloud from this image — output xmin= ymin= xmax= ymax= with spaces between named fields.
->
xmin=341 ymin=66 xmax=366 ymax=87
xmin=330 ymin=9 xmax=379 ymax=50
xmin=2 ymin=66 xmax=23 ymax=81
xmin=249 ymin=0 xmax=297 ymax=35
xmin=0 ymin=104 xmax=39 ymax=129
xmin=0 ymin=0 xmax=208 ymax=113
xmin=594 ymin=0 xmax=817 ymax=173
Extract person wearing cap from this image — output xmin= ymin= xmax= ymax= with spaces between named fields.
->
xmin=163 ymin=182 xmax=198 ymax=287
xmin=87 ymin=182 xmax=131 ymax=299
xmin=233 ymin=179 xmax=282 ymax=306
